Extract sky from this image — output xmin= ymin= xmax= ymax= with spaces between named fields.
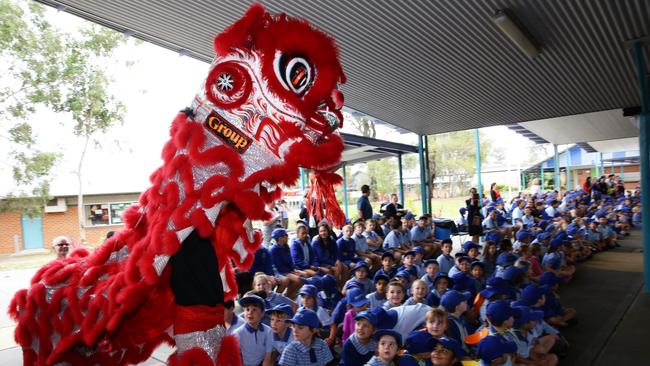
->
xmin=0 ymin=4 xmax=551 ymax=197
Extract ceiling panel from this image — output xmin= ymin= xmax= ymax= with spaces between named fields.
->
xmin=37 ymin=0 xmax=650 ymax=135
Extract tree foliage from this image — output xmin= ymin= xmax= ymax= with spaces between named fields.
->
xmin=0 ymin=0 xmax=128 ymax=220
xmin=427 ymin=130 xmax=491 ymax=196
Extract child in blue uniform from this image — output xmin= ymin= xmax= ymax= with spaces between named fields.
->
xmin=233 ymin=295 xmax=274 ymax=366
xmin=279 ymin=309 xmax=333 ymax=366
xmin=266 ymin=304 xmax=294 ymax=361
xmin=367 ymin=273 xmax=389 ymax=310
xmin=340 ymin=311 xmax=378 ymax=366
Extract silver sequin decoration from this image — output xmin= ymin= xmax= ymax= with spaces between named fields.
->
xmin=203 ymin=202 xmax=224 ymax=225
xmin=51 ymin=331 xmax=60 ymax=346
xmin=31 ymin=335 xmax=39 ymax=352
xmin=74 ymin=344 xmax=98 ymax=357
xmin=167 ymin=173 xmax=185 ymax=202
xmin=77 ymin=286 xmax=90 ymax=299
xmin=220 ymin=268 xmax=230 ymax=293
xmin=243 ymin=220 xmax=255 ymax=243
xmin=167 ymin=218 xmax=176 ymax=231
xmin=175 ymin=324 xmax=226 ymax=361
xmin=106 ymin=245 xmax=130 ymax=264
xmin=175 ymin=148 xmax=188 ymax=157
xmin=153 ymin=254 xmax=170 ymax=276
xmin=192 ymin=163 xmax=229 ymax=190
xmin=58 ymin=298 xmax=68 ymax=321
xmin=176 ymin=226 xmax=194 ymax=243
xmin=241 ymin=141 xmax=281 ymax=181
xmin=44 ymin=281 xmax=68 ymax=303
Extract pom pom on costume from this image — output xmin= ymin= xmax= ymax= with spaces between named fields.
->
xmin=9 ymin=4 xmax=346 ymax=365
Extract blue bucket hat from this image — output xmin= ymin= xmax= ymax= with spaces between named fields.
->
xmin=405 ymin=331 xmax=435 ymax=354
xmin=496 ymin=252 xmax=518 ymax=267
xmin=451 ymin=272 xmax=475 ymax=292
xmin=299 ymin=284 xmax=319 ymax=298
xmin=351 ymin=262 xmax=369 ymax=275
xmin=403 ymin=212 xmax=416 ymax=220
xmin=480 ymin=277 xmax=514 ymax=299
xmin=434 ymin=337 xmax=466 ymax=358
xmin=539 ymin=271 xmax=564 ymax=286
xmin=512 ymin=305 xmax=545 ymax=328
xmin=433 ymin=272 xmax=453 ymax=287
xmin=303 ymin=276 xmax=323 ymax=290
xmin=373 ymin=329 xmax=402 ymax=347
xmin=373 ymin=272 xmax=390 ymax=284
xmin=462 ymin=241 xmax=481 ymax=253
xmin=478 ymin=335 xmax=518 ymax=362
xmin=486 ymin=300 xmax=520 ymax=324
xmin=440 ymin=290 xmax=471 ymax=311
xmin=239 ymin=295 xmax=265 ymax=310
xmin=370 ymin=307 xmax=399 ymax=329
xmin=381 ymin=251 xmax=395 ymax=260
xmin=485 ymin=231 xmax=501 ymax=243
xmin=424 ymin=259 xmax=439 ymax=267
xmin=499 ymin=265 xmax=525 ymax=282
xmin=321 ymin=274 xmax=337 ymax=293
xmin=372 ymin=213 xmax=384 ymax=220
xmin=346 ymin=287 xmax=370 ymax=308
xmin=286 ymin=309 xmax=321 ymax=329
xmin=516 ymin=230 xmax=532 ymax=242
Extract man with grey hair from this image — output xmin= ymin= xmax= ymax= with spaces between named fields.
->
xmin=52 ymin=236 xmax=71 ymax=259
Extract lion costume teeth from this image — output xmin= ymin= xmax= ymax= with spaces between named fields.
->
xmin=9 ymin=4 xmax=346 ymax=365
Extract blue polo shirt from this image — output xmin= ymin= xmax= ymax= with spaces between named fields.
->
xmin=249 ymin=247 xmax=274 ymax=275
xmin=312 ymin=237 xmax=339 ymax=267
xmin=542 ymin=252 xmax=562 ymax=270
xmin=272 ymin=327 xmax=293 ymax=356
xmin=383 ymin=230 xmax=402 ymax=249
xmin=290 ymin=237 xmax=317 ymax=270
xmin=269 ymin=242 xmax=295 ymax=275
xmin=436 ymin=253 xmax=455 ymax=274
xmin=337 ymin=236 xmax=357 ymax=264
xmin=357 ymin=195 xmax=373 ymax=220
xmin=353 ymin=233 xmax=368 ymax=253
xmin=233 ymin=322 xmax=273 ymax=366
xmin=410 ymin=226 xmax=432 ymax=241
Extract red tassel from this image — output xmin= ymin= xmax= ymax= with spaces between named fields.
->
xmin=307 ymin=170 xmax=346 ymax=227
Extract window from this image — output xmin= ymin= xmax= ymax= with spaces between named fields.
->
xmin=85 ymin=202 xmax=136 ymax=226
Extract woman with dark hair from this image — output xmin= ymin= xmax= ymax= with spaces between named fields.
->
xmin=466 ymin=188 xmax=483 ymax=242
xmin=311 ymin=223 xmax=349 ymax=286
xmin=583 ymin=176 xmax=592 ymax=193
xmin=489 ymin=182 xmax=500 ymax=202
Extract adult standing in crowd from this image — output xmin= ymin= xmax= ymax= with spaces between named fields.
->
xmin=357 ymin=184 xmax=373 ymax=220
xmin=52 ymin=236 xmax=71 ymax=260
xmin=263 ymin=201 xmax=282 ymax=247
xmin=489 ymin=183 xmax=501 ymax=202
xmin=466 ymin=188 xmax=483 ymax=243
xmin=530 ymin=178 xmax=542 ymax=195
xmin=277 ymin=199 xmax=290 ymax=229
xmin=383 ymin=193 xmax=404 ymax=220
xmin=583 ymin=176 xmax=591 ymax=193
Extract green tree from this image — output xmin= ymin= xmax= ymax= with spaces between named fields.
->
xmin=427 ymin=130 xmax=491 ymax=197
xmin=0 ymin=0 xmax=129 ymax=239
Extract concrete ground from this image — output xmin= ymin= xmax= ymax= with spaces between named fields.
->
xmin=0 ymin=231 xmax=647 ymax=365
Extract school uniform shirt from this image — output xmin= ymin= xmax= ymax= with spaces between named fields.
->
xmin=410 ymin=226 xmax=432 ymax=242
xmin=544 ymin=206 xmax=558 ymax=218
xmin=522 ymin=215 xmax=536 ymax=227
xmin=541 ymin=252 xmax=562 ymax=270
xmin=402 ymin=297 xmax=424 ymax=306
xmin=425 ymin=291 xmax=441 ymax=307
xmin=299 ymin=306 xmax=333 ymax=327
xmin=481 ymin=257 xmax=497 ymax=277
xmin=375 ymin=267 xmax=397 ymax=279
xmin=414 ymin=262 xmax=426 ymax=278
xmin=436 ymin=253 xmax=455 ymax=274
xmin=365 ymin=355 xmax=393 ymax=366
xmin=341 ymin=334 xmax=377 ymax=366
xmin=398 ymin=353 xmax=432 ymax=366
xmin=447 ymin=314 xmax=471 ymax=353
xmin=389 ymin=303 xmax=432 ymax=340
xmin=272 ymin=327 xmax=293 ymax=355
xmin=226 ymin=313 xmax=245 ymax=335
xmin=362 ymin=230 xmax=382 ymax=252
xmin=337 ymin=236 xmax=358 ymax=264
xmin=279 ymin=338 xmax=333 ymax=366
xmin=353 ymin=233 xmax=369 ymax=253
xmin=248 ymin=247 xmax=274 ymax=275
xmin=366 ymin=292 xmax=386 ymax=310
xmin=447 ymin=265 xmax=462 ymax=278
xmin=311 ymin=237 xmax=339 ymax=267
xmin=399 ymin=230 xmax=412 ymax=245
xmin=421 ymin=274 xmax=436 ymax=291
xmin=270 ymin=242 xmax=295 ymax=275
xmin=397 ymin=265 xmax=419 ymax=280
xmin=344 ymin=277 xmax=373 ymax=295
xmin=482 ymin=217 xmax=501 ymax=230
xmin=290 ymin=237 xmax=317 ymax=270
xmin=383 ymin=230 xmax=403 ymax=250
xmin=233 ymin=322 xmax=273 ymax=366
xmin=381 ymin=224 xmax=391 ymax=237
xmin=511 ymin=207 xmax=524 ymax=224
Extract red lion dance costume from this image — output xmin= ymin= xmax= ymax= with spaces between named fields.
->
xmin=9 ymin=4 xmax=347 ymax=365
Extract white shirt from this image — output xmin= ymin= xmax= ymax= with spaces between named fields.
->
xmin=390 ymin=303 xmax=432 ymax=339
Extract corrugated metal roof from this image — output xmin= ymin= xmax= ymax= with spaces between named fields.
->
xmin=37 ymin=0 xmax=650 ymax=135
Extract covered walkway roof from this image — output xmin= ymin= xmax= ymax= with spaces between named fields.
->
xmin=37 ymin=0 xmax=650 ymax=136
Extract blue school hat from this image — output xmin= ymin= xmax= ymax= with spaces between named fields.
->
xmin=265 ymin=304 xmax=294 ymax=318
xmin=271 ymin=228 xmax=288 ymax=239
xmin=478 ymin=335 xmax=518 ymax=362
xmin=539 ymin=271 xmax=564 ymax=286
xmin=451 ymin=272 xmax=475 ymax=292
xmin=354 ymin=310 xmax=378 ymax=327
xmin=372 ymin=214 xmax=384 ymax=220
xmin=434 ymin=337 xmax=466 ymax=358
xmin=403 ymin=249 xmax=417 ymax=258
xmin=346 ymin=287 xmax=370 ymax=308
xmin=370 ymin=307 xmax=399 ymax=329
xmin=480 ymin=277 xmax=513 ymax=299
xmin=487 ymin=206 xmax=496 ymax=213
xmin=381 ymin=251 xmax=395 ymax=260
xmin=239 ymin=295 xmax=265 ymax=309
xmin=485 ymin=231 xmax=501 ymax=243
xmin=351 ymin=262 xmax=369 ymax=275
xmin=321 ymin=274 xmax=337 ymax=293
xmin=440 ymin=290 xmax=471 ymax=311
xmin=424 ymin=259 xmax=439 ymax=267
xmin=499 ymin=266 xmax=525 ymax=282
xmin=373 ymin=273 xmax=390 ymax=284
xmin=516 ymin=230 xmax=532 ymax=242
xmin=545 ymin=224 xmax=556 ymax=233
xmin=373 ymin=329 xmax=402 ymax=347
xmin=286 ymin=309 xmax=321 ymax=329
xmin=303 ymin=276 xmax=323 ymax=290
xmin=433 ymin=272 xmax=453 ymax=287
xmin=536 ymin=232 xmax=550 ymax=242
xmin=471 ymin=261 xmax=485 ymax=270
xmin=404 ymin=212 xmax=416 ymax=220
xmin=405 ymin=331 xmax=435 ymax=354
xmin=513 ymin=305 xmax=545 ymax=328
xmin=549 ymin=238 xmax=565 ymax=249
xmin=486 ymin=300 xmax=520 ymax=324
xmin=496 ymin=252 xmax=517 ymax=267
xmin=343 ymin=279 xmax=363 ymax=291
xmin=395 ymin=270 xmax=412 ymax=280
xmin=459 ymin=207 xmax=467 ymax=214
xmin=412 ymin=246 xmax=424 ymax=255
xmin=299 ymin=284 xmax=319 ymax=298
xmin=462 ymin=241 xmax=481 ymax=253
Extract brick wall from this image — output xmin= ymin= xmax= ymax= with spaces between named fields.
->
xmin=0 ymin=211 xmax=23 ymax=254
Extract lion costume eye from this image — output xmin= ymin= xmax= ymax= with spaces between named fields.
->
xmin=274 ymin=52 xmax=312 ymax=96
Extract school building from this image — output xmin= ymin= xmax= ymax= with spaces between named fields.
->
xmin=0 ymin=192 xmax=140 ymax=255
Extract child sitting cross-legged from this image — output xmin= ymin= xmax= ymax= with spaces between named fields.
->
xmin=266 ymin=304 xmax=295 ymax=361
xmin=340 ymin=310 xmax=378 ymax=366
xmin=233 ymin=295 xmax=274 ymax=366
xmin=279 ymin=309 xmax=333 ymax=366
xmin=512 ymin=305 xmax=559 ymax=366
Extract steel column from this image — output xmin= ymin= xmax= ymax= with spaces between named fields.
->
xmin=633 ymin=40 xmax=650 ymax=293
xmin=474 ymin=129 xmax=483 ymax=205
xmin=342 ymin=163 xmax=349 ymax=218
xmin=418 ymin=135 xmax=428 ymax=215
xmin=599 ymin=153 xmax=604 ymax=177
xmin=566 ymin=149 xmax=572 ymax=191
xmin=540 ymin=165 xmax=545 ymax=192
xmin=621 ymin=164 xmax=625 ymax=180
xmin=553 ymin=144 xmax=560 ymax=190
xmin=398 ymin=153 xmax=405 ymax=206
xmin=424 ymin=136 xmax=432 ymax=213
xmin=300 ymin=168 xmax=306 ymax=194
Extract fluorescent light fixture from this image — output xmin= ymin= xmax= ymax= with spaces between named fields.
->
xmin=492 ymin=9 xmax=540 ymax=59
